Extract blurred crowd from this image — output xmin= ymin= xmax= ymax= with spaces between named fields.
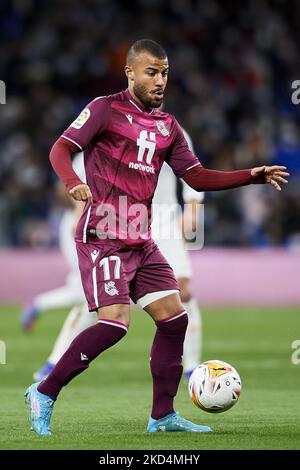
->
xmin=0 ymin=0 xmax=300 ymax=248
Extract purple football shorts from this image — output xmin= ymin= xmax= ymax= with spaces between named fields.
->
xmin=76 ymin=239 xmax=179 ymax=311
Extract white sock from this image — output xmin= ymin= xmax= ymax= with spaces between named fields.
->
xmin=47 ymin=303 xmax=96 ymax=364
xmin=182 ymin=298 xmax=202 ymax=372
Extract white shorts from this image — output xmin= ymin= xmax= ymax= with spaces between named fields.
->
xmin=154 ymin=236 xmax=192 ymax=279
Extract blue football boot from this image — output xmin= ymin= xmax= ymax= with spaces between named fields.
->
xmin=24 ymin=383 xmax=55 ymax=435
xmin=21 ymin=304 xmax=40 ymax=331
xmin=147 ymin=411 xmax=212 ymax=433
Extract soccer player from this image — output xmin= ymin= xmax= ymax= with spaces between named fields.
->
xmin=151 ymin=132 xmax=204 ymax=381
xmin=24 ymin=39 xmax=289 ymax=435
xmin=33 ymin=132 xmax=203 ymax=383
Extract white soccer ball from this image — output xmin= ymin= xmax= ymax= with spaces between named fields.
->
xmin=188 ymin=360 xmax=242 ymax=413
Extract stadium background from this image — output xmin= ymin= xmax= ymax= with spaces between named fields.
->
xmin=1 ymin=0 xmax=300 ymax=249
xmin=0 ymin=0 xmax=300 ymax=451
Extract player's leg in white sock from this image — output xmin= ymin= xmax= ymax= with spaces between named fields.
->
xmin=22 ymin=282 xmax=85 ymax=332
xmin=178 ymin=278 xmax=202 ymax=374
xmin=182 ymin=298 xmax=202 ymax=372
xmin=34 ymin=274 xmax=84 ymax=311
xmin=48 ymin=303 xmax=96 ymax=365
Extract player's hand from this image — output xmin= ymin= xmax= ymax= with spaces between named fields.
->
xmin=69 ymin=184 xmax=93 ymax=204
xmin=251 ymin=165 xmax=289 ymax=191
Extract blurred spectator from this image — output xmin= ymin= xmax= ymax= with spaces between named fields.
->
xmin=0 ymin=0 xmax=300 ymax=248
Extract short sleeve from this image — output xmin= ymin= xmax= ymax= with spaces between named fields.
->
xmin=61 ymin=97 xmax=111 ymax=150
xmin=166 ymin=118 xmax=201 ymax=178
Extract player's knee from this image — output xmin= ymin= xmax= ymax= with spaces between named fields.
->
xmin=115 ymin=313 xmax=130 ymax=327
xmin=97 ymin=304 xmax=130 ymax=327
xmin=146 ymin=293 xmax=184 ymax=322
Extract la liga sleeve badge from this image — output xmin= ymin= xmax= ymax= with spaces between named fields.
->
xmin=71 ymin=108 xmax=91 ymax=129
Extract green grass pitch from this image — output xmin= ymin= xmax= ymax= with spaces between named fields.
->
xmin=0 ymin=305 xmax=300 ymax=450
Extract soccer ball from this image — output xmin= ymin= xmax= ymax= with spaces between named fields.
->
xmin=188 ymin=360 xmax=242 ymax=413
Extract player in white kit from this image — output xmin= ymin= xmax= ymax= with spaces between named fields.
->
xmin=21 ymin=155 xmax=88 ymax=327
xmin=32 ymin=132 xmax=203 ymax=382
xmin=152 ymin=128 xmax=204 ymax=379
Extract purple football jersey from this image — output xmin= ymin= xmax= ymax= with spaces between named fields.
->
xmin=62 ymin=89 xmax=200 ymax=247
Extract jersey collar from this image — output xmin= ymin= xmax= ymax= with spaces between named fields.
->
xmin=124 ymin=89 xmax=155 ymax=114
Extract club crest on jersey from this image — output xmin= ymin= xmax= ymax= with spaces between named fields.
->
xmin=156 ymin=120 xmax=169 ymax=137
xmin=71 ymin=108 xmax=91 ymax=129
xmin=105 ymin=281 xmax=119 ymax=297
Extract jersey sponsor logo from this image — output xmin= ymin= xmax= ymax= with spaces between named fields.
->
xmin=137 ymin=130 xmax=156 ymax=164
xmin=128 ymin=130 xmax=156 ymax=173
xmin=156 ymin=120 xmax=169 ymax=136
xmin=70 ymin=108 xmax=91 ymax=129
xmin=104 ymin=281 xmax=119 ymax=296
xmin=125 ymin=114 xmax=133 ymax=124
xmin=128 ymin=162 xmax=155 ymax=173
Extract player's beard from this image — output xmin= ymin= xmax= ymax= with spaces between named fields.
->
xmin=133 ymin=82 xmax=163 ymax=108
